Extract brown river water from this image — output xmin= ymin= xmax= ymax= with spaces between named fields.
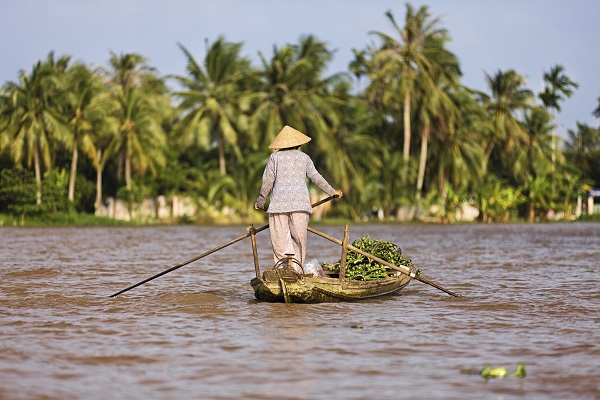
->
xmin=1 ymin=222 xmax=599 ymax=400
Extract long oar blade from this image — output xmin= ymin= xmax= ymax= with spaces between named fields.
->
xmin=109 ymin=196 xmax=336 ymax=298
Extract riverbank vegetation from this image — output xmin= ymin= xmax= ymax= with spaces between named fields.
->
xmin=1 ymin=4 xmax=599 ymax=226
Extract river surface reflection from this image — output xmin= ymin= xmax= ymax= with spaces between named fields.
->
xmin=1 ymin=223 xmax=599 ymax=399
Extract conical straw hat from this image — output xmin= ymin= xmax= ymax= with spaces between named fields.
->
xmin=268 ymin=125 xmax=312 ymax=149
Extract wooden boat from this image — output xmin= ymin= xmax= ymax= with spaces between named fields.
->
xmin=251 ymin=267 xmax=412 ymax=304
xmin=248 ymin=224 xmax=416 ymax=304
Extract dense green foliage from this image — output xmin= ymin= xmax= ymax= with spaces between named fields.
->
xmin=325 ymin=236 xmax=413 ymax=281
xmin=1 ymin=3 xmax=599 ymax=225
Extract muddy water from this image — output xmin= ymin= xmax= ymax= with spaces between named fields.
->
xmin=1 ymin=223 xmax=599 ymax=399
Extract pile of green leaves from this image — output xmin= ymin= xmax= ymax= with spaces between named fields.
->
xmin=327 ymin=235 xmax=413 ymax=281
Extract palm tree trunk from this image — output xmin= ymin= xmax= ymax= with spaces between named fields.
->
xmin=484 ymin=142 xmax=493 ymax=161
xmin=125 ymin=154 xmax=133 ymax=220
xmin=33 ymin=146 xmax=42 ymax=205
xmin=438 ymin=170 xmax=446 ymax=196
xmin=402 ymin=90 xmax=412 ymax=182
xmin=416 ymin=123 xmax=430 ymax=198
xmin=217 ymin=134 xmax=226 ymax=175
xmin=94 ymin=149 xmax=103 ymax=214
xmin=528 ymin=202 xmax=535 ymax=222
xmin=117 ymin=149 xmax=124 ymax=182
xmin=68 ymin=137 xmax=78 ymax=202
xmin=125 ymin=154 xmax=132 ymax=188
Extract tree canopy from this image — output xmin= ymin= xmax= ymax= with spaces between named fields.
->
xmin=1 ymin=3 xmax=597 ymax=224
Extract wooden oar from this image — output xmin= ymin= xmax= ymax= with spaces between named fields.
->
xmin=108 ymin=195 xmax=336 ymax=298
xmin=306 ymin=226 xmax=462 ymax=298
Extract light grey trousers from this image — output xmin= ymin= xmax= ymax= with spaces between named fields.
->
xmin=268 ymin=211 xmax=310 ymax=272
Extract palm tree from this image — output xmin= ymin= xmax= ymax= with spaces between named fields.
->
xmin=429 ymin=87 xmax=487 ymax=195
xmin=539 ymin=65 xmax=578 ymax=113
xmin=0 ymin=53 xmax=67 ymax=204
xmin=60 ymin=63 xmax=115 ymax=203
xmin=314 ymin=76 xmax=381 ymax=196
xmin=112 ymin=87 xmax=167 ymax=189
xmin=368 ymin=4 xmax=455 ymax=182
xmin=413 ymin=45 xmax=461 ymax=198
xmin=104 ymin=52 xmax=154 ymax=93
xmin=517 ymin=106 xmax=555 ymax=181
xmin=173 ymin=37 xmax=250 ymax=175
xmin=102 ymin=52 xmax=159 ymax=183
xmin=479 ymin=69 xmax=533 ymax=174
xmin=246 ymin=35 xmax=346 ymax=154
xmin=350 ymin=47 xmax=388 ymax=110
xmin=565 ymin=122 xmax=600 ymax=187
xmin=83 ymin=115 xmax=119 ymax=214
xmin=538 ymin=64 xmax=578 ymax=182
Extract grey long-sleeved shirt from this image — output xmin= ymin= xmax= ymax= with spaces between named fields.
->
xmin=256 ymin=149 xmax=335 ymax=214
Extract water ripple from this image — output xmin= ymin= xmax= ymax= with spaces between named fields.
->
xmin=1 ymin=223 xmax=599 ymax=399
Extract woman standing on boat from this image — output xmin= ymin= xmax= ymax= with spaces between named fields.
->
xmin=254 ymin=125 xmax=343 ymax=272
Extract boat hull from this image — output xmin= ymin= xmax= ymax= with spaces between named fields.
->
xmin=251 ymin=268 xmax=411 ymax=304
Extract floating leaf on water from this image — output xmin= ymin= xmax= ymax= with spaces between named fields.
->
xmin=479 ymin=364 xmax=526 ymax=379
xmin=511 ymin=363 xmax=527 ymax=378
xmin=480 ymin=366 xmax=508 ymax=379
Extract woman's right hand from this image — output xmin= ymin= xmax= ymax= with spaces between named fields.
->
xmin=334 ymin=189 xmax=343 ymax=198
